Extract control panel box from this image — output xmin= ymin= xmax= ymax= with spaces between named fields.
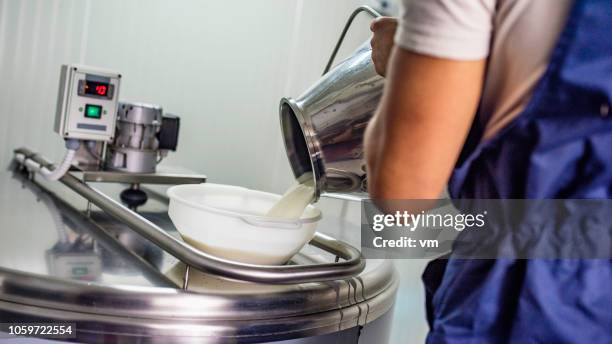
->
xmin=54 ymin=64 xmax=121 ymax=142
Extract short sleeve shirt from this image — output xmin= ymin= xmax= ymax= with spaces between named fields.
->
xmin=395 ymin=0 xmax=572 ymax=139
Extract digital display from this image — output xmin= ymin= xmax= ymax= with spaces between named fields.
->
xmin=84 ymin=81 xmax=110 ymax=97
xmin=85 ymin=104 xmax=102 ymax=119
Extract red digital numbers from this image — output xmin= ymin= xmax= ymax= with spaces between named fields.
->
xmin=95 ymin=85 xmax=107 ymax=96
xmin=83 ymin=81 xmax=110 ymax=97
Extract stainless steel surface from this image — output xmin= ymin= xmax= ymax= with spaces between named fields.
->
xmin=15 ymin=148 xmax=365 ymax=284
xmin=117 ymin=102 xmax=163 ymax=126
xmin=0 ymin=159 xmax=398 ymax=342
xmin=106 ymin=102 xmax=163 ymax=173
xmin=106 ymin=146 xmax=158 ymax=172
xmin=280 ymin=7 xmax=384 ymax=200
xmin=0 ymin=171 xmax=174 ymax=287
xmin=79 ymin=169 xmax=207 ymax=185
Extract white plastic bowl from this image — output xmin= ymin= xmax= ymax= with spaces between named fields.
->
xmin=167 ymin=183 xmax=321 ymax=265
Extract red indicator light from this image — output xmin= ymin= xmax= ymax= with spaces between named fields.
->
xmin=95 ymin=85 xmax=107 ymax=96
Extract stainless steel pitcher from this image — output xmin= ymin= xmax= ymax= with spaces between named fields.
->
xmin=280 ymin=6 xmax=383 ymax=201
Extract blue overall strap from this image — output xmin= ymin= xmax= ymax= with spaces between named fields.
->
xmin=449 ymin=0 xmax=612 ymax=199
xmin=424 ymin=0 xmax=612 ymax=342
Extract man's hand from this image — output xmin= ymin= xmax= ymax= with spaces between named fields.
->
xmin=370 ymin=17 xmax=398 ymax=77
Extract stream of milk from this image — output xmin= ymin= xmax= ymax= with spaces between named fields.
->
xmin=265 ymin=173 xmax=315 ymax=219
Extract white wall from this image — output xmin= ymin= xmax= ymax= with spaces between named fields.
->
xmin=0 ymin=0 xmax=380 ymax=194
xmin=0 ymin=0 xmax=428 ymax=342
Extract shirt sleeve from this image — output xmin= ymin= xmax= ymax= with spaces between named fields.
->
xmin=395 ymin=0 xmax=496 ymax=60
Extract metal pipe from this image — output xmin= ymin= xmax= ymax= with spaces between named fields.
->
xmin=14 ymin=148 xmax=365 ymax=284
xmin=12 ymin=170 xmax=177 ymax=288
xmin=323 ymin=5 xmax=382 ymax=75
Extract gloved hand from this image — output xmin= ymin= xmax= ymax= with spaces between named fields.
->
xmin=370 ymin=17 xmax=398 ymax=77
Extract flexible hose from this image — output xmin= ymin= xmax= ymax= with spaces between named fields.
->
xmin=23 ymin=139 xmax=81 ymax=181
xmin=15 ymin=153 xmax=26 ymax=164
xmin=25 ymin=159 xmax=42 ymax=172
xmin=40 ymin=148 xmax=78 ymax=181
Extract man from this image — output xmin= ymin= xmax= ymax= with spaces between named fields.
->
xmin=366 ymin=0 xmax=612 ymax=342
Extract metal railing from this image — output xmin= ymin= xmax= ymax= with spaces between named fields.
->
xmin=14 ymin=147 xmax=365 ymax=285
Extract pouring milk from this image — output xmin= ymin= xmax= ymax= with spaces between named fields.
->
xmin=266 ymin=173 xmax=315 ymax=219
xmin=166 ymin=172 xmax=320 ymax=265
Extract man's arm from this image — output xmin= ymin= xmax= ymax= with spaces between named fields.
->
xmin=365 ymin=47 xmax=486 ymax=200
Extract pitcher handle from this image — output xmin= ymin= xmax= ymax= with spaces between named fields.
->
xmin=323 ymin=5 xmax=382 ymax=75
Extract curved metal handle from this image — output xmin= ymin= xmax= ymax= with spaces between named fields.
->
xmin=15 ymin=148 xmax=365 ymax=284
xmin=323 ymin=5 xmax=382 ymax=75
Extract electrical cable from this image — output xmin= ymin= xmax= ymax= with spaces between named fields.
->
xmin=24 ymin=139 xmax=81 ymax=181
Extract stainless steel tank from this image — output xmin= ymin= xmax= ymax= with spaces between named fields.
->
xmin=280 ymin=6 xmax=384 ymax=201
xmin=0 ymin=166 xmax=398 ymax=343
xmin=106 ymin=102 xmax=163 ymax=173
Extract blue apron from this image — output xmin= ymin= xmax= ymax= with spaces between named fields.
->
xmin=424 ymin=0 xmax=612 ymax=342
